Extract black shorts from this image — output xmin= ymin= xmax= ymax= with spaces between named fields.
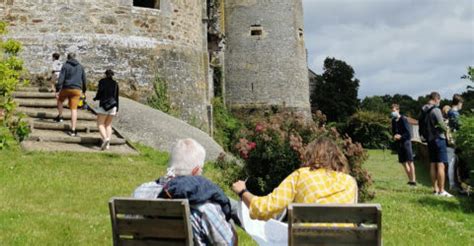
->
xmin=397 ymin=140 xmax=413 ymax=163
xmin=427 ymin=138 xmax=448 ymax=164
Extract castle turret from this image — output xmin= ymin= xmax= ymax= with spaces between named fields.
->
xmin=224 ymin=0 xmax=310 ymax=113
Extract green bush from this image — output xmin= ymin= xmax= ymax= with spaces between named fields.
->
xmin=233 ymin=111 xmax=373 ymax=201
xmin=212 ymin=97 xmax=243 ymax=151
xmin=455 ymin=116 xmax=474 ymax=170
xmin=345 ymin=110 xmax=392 ymax=149
xmin=0 ymin=22 xmax=29 ymax=141
xmin=2 ymin=39 xmax=22 ymax=55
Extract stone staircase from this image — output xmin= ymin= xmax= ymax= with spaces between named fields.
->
xmin=14 ymin=87 xmax=138 ymax=155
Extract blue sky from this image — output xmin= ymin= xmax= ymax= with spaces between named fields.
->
xmin=302 ymin=0 xmax=474 ymax=99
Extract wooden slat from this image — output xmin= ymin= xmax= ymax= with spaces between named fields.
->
xmin=292 ymin=227 xmax=378 ymax=245
xmin=290 ymin=204 xmax=381 ymax=224
xmin=116 ymin=217 xmax=186 ymax=239
xmin=292 ymin=226 xmax=377 ymax=239
xmin=113 ymin=198 xmax=187 ymax=217
xmin=293 ymin=236 xmax=377 ymax=246
xmin=119 ymin=238 xmax=187 ymax=246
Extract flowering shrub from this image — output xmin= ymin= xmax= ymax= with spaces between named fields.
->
xmin=233 ymin=111 xmax=374 ymax=201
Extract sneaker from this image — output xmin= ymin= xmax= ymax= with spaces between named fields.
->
xmin=101 ymin=139 xmax=110 ymax=151
xmin=438 ymin=191 xmax=453 ymax=197
xmin=68 ymin=130 xmax=78 ymax=137
xmin=54 ymin=115 xmax=64 ymax=123
xmin=407 ymin=181 xmax=417 ymax=186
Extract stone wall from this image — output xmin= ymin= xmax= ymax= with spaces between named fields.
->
xmin=224 ymin=0 xmax=310 ymax=113
xmin=0 ymin=0 xmax=211 ymax=132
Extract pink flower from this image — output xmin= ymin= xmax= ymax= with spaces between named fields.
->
xmin=255 ymin=123 xmax=265 ymax=133
xmin=248 ymin=142 xmax=257 ymax=150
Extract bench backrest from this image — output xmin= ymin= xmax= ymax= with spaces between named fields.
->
xmin=109 ymin=197 xmax=193 ymax=246
xmin=288 ymin=203 xmax=382 ymax=246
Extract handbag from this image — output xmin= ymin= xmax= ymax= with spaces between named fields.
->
xmin=101 ymin=97 xmax=117 ymax=111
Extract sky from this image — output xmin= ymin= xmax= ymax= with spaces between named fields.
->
xmin=302 ymin=0 xmax=474 ymax=99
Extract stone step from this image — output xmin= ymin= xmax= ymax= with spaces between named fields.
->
xmin=14 ymin=98 xmax=67 ymax=108
xmin=17 ymin=87 xmax=53 ymax=92
xmin=29 ymin=119 xmax=99 ymax=132
xmin=27 ymin=129 xmax=126 ymax=145
xmin=21 ymin=141 xmax=138 ymax=155
xmin=17 ymin=107 xmax=96 ymax=121
xmin=13 ymin=91 xmax=56 ymax=99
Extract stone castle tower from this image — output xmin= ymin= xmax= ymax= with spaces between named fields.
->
xmin=0 ymin=0 xmax=310 ymax=133
xmin=224 ymin=0 xmax=310 ymax=114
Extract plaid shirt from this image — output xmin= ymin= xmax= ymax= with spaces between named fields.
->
xmin=249 ymin=167 xmax=357 ymax=221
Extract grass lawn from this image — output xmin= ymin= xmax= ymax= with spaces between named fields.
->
xmin=365 ymin=149 xmax=474 ymax=246
xmin=0 ymin=142 xmax=256 ymax=245
xmin=1 ymin=138 xmax=473 ymax=245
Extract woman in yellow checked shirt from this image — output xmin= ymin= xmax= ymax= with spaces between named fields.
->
xmin=232 ymin=138 xmax=358 ymax=221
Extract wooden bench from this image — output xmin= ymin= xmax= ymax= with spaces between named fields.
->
xmin=109 ymin=197 xmax=193 ymax=246
xmin=288 ymin=203 xmax=382 ymax=246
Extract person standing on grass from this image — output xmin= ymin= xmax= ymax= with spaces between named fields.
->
xmin=391 ymin=103 xmax=416 ymax=186
xmin=55 ymin=53 xmax=87 ymax=137
xmin=421 ymin=92 xmax=452 ymax=197
xmin=447 ymin=94 xmax=464 ymax=191
xmin=93 ymin=69 xmax=119 ymax=150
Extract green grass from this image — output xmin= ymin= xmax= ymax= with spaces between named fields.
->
xmin=1 ymin=138 xmax=473 ymax=245
xmin=0 ymin=142 xmax=256 ymax=245
xmin=365 ymin=149 xmax=474 ymax=245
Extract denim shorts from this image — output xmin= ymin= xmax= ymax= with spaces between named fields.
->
xmin=397 ymin=140 xmax=414 ymax=163
xmin=427 ymin=138 xmax=448 ymax=164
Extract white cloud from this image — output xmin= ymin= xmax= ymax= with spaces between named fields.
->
xmin=303 ymin=0 xmax=474 ymax=99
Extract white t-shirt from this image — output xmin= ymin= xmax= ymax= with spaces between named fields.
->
xmin=52 ymin=60 xmax=62 ymax=77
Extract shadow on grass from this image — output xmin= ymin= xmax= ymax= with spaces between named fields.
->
xmin=418 ymin=195 xmax=474 ymax=214
xmin=414 ymin=160 xmax=433 ymax=188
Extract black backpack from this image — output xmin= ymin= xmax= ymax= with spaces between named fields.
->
xmin=418 ymin=106 xmax=436 ymax=142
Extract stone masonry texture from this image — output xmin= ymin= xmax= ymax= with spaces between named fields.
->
xmin=224 ymin=0 xmax=310 ymax=113
xmin=0 ymin=0 xmax=211 ymax=132
xmin=0 ymin=0 xmax=312 ymax=137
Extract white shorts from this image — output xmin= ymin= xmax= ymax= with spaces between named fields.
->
xmin=95 ymin=106 xmax=117 ymax=116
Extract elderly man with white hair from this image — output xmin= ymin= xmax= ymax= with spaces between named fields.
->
xmin=132 ymin=138 xmax=237 ymax=246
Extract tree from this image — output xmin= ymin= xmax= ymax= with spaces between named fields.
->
xmin=310 ymin=57 xmax=360 ymax=122
xmin=461 ymin=66 xmax=474 ymax=90
xmin=360 ymin=96 xmax=390 ymax=115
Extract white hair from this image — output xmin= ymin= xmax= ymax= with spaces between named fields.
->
xmin=168 ymin=138 xmax=206 ymax=176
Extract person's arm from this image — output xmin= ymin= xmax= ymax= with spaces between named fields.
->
xmin=400 ymin=116 xmax=411 ymax=141
xmin=56 ymin=66 xmax=66 ymax=92
xmin=232 ymin=170 xmax=298 ymax=221
xmin=115 ymin=83 xmax=119 ymax=112
xmin=433 ymin=108 xmax=447 ymax=132
xmin=93 ymin=80 xmax=103 ymax=101
xmin=82 ymin=67 xmax=87 ymax=94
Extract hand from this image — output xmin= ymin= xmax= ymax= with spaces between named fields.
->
xmin=394 ymin=134 xmax=401 ymax=140
xmin=232 ymin=180 xmax=247 ymax=195
xmin=55 ymin=92 xmax=59 ymax=99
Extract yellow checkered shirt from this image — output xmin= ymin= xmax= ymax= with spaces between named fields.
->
xmin=249 ymin=167 xmax=357 ymax=221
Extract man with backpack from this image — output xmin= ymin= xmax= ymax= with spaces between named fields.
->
xmin=419 ymin=92 xmax=452 ymax=197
